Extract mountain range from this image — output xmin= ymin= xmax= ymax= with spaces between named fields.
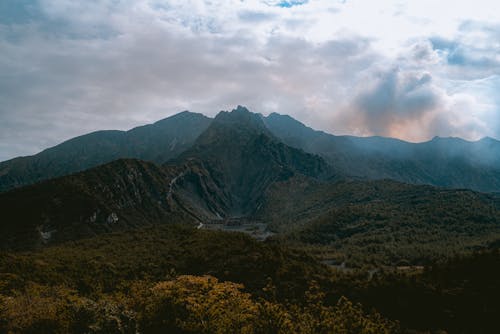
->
xmin=2 ymin=105 xmax=500 ymax=334
xmin=0 ymin=107 xmax=335 ymax=249
xmin=1 ymin=106 xmax=499 ymax=258
xmin=1 ymin=106 xmax=499 ymax=193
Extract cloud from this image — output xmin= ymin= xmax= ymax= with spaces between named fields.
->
xmin=333 ymin=68 xmax=443 ymax=140
xmin=0 ymin=0 xmax=499 ymax=160
xmin=430 ymin=21 xmax=500 ymax=79
xmin=329 ymin=38 xmax=498 ymax=142
xmin=238 ymin=10 xmax=277 ymax=23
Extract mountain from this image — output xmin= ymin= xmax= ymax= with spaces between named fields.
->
xmin=175 ymin=106 xmax=334 ymax=216
xmin=0 ymin=157 xmax=234 ymax=250
xmin=0 ymin=107 xmax=334 ymax=249
xmin=0 ymin=111 xmax=211 ymax=192
xmin=1 ymin=106 xmax=500 ymax=334
xmin=264 ymin=113 xmax=500 ymax=192
xmin=2 ymin=107 xmax=500 ymax=193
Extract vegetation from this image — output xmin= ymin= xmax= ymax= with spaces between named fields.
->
xmin=0 ymin=224 xmax=333 ymax=300
xmin=0 ymin=275 xmax=398 ymax=334
xmin=332 ymin=250 xmax=500 ymax=334
xmin=1 ymin=224 xmax=499 ymax=333
xmin=0 ymin=225 xmax=399 ymax=333
xmin=260 ymin=177 xmax=500 ymax=266
xmin=1 ymin=108 xmax=499 ymax=333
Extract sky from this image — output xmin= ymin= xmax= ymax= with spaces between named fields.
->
xmin=1 ymin=0 xmax=500 ymax=161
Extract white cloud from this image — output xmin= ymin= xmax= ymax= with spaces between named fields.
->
xmin=0 ymin=0 xmax=500 ymax=160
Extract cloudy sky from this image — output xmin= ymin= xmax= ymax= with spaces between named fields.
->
xmin=1 ymin=0 xmax=500 ymax=161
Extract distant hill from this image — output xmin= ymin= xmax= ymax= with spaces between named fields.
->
xmin=264 ymin=112 xmax=500 ymax=192
xmin=0 ymin=111 xmax=211 ymax=192
xmin=255 ymin=175 xmax=500 ymax=266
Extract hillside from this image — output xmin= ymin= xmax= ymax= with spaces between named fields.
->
xmin=2 ymin=107 xmax=500 ymax=194
xmin=0 ymin=158 xmax=232 ymax=250
xmin=0 ymin=111 xmax=211 ymax=192
xmin=176 ymin=106 xmax=335 ymax=216
xmin=256 ymin=176 xmax=500 ymax=266
xmin=264 ymin=112 xmax=500 ymax=192
xmin=0 ymin=108 xmax=335 ymax=249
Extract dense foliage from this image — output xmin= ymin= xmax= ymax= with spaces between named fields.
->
xmin=331 ymin=250 xmax=500 ymax=334
xmin=0 ymin=225 xmax=399 ymax=333
xmin=260 ymin=178 xmax=500 ymax=266
xmin=0 ymin=275 xmax=398 ymax=334
xmin=1 ymin=224 xmax=499 ymax=333
xmin=0 ymin=225 xmax=332 ymax=300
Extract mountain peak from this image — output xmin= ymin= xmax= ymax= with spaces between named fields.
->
xmin=216 ymin=105 xmax=261 ymax=119
xmin=177 ymin=106 xmax=333 ymax=216
xmin=479 ymin=136 xmax=499 ymax=143
xmin=212 ymin=106 xmax=270 ymax=135
xmin=234 ymin=105 xmax=250 ymax=112
xmin=153 ymin=110 xmax=210 ymax=126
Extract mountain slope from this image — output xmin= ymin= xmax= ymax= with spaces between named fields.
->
xmin=256 ymin=175 xmax=500 ymax=265
xmin=2 ymin=107 xmax=500 ymax=193
xmin=0 ymin=108 xmax=335 ymax=249
xmin=0 ymin=158 xmax=232 ymax=250
xmin=0 ymin=111 xmax=211 ymax=192
xmin=1 ymin=106 xmax=499 ymax=262
xmin=264 ymin=113 xmax=500 ymax=192
xmin=177 ymin=106 xmax=335 ymax=216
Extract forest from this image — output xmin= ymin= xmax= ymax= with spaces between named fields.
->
xmin=1 ymin=224 xmax=498 ymax=333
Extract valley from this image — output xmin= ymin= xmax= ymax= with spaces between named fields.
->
xmin=201 ymin=218 xmax=274 ymax=241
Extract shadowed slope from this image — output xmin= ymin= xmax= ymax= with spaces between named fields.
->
xmin=0 ymin=158 xmax=231 ymax=250
xmin=0 ymin=111 xmax=212 ymax=192
xmin=177 ymin=106 xmax=335 ymax=216
xmin=264 ymin=112 xmax=500 ymax=192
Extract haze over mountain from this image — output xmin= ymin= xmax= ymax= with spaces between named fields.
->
xmin=1 ymin=106 xmax=499 ymax=193
xmin=264 ymin=113 xmax=500 ymax=192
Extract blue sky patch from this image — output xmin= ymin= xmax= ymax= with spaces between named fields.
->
xmin=275 ymin=1 xmax=308 ymax=8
